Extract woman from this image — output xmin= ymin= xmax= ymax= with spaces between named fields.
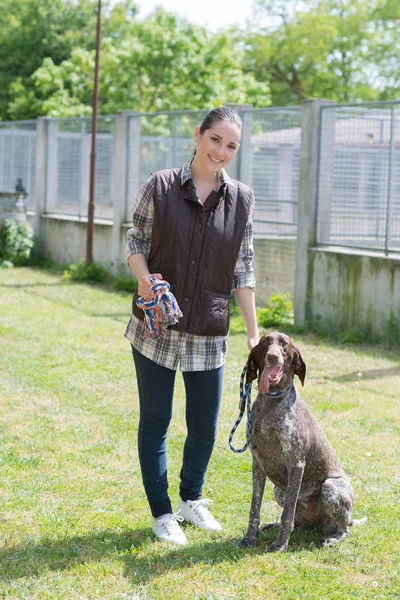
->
xmin=125 ymin=106 xmax=259 ymax=545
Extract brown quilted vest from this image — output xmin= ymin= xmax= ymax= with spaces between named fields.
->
xmin=132 ymin=167 xmax=253 ymax=336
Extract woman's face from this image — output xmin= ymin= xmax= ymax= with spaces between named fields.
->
xmin=193 ymin=120 xmax=241 ymax=174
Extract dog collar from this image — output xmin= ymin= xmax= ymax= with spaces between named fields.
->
xmin=265 ymin=383 xmax=294 ymax=398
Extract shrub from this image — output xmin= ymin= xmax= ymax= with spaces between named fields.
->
xmin=0 ymin=219 xmax=35 ymax=266
xmin=114 ymin=275 xmax=137 ymax=293
xmin=62 ymin=259 xmax=110 ymax=283
xmin=258 ymin=292 xmax=293 ymax=328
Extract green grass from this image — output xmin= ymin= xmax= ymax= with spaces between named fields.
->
xmin=0 ymin=267 xmax=399 ymax=599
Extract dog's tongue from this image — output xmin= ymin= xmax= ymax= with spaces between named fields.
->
xmin=259 ymin=365 xmax=282 ymax=393
xmin=259 ymin=366 xmax=272 ymax=393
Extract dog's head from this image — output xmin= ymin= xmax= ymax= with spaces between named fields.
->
xmin=245 ymin=332 xmax=306 ymax=393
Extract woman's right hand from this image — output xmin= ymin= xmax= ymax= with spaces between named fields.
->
xmin=138 ymin=273 xmax=163 ymax=299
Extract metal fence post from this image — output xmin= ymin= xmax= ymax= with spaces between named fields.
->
xmin=385 ymin=104 xmax=396 ymax=255
xmin=317 ymin=103 xmax=336 ymax=243
xmin=111 ymin=110 xmax=142 ymax=273
xmin=79 ymin=119 xmax=90 ymax=219
xmin=294 ymin=99 xmax=335 ymax=327
xmin=225 ymin=103 xmax=252 ymax=181
xmin=45 ymin=119 xmax=59 ymax=214
xmin=126 ymin=112 xmax=141 ymax=217
xmin=239 ymin=110 xmax=253 ymax=186
xmin=33 ymin=117 xmax=48 ymax=237
xmin=111 ymin=110 xmax=130 ymax=274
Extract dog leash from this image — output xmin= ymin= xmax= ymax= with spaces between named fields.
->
xmin=228 ymin=362 xmax=252 ymax=453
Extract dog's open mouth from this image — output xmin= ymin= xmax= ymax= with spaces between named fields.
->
xmin=259 ymin=365 xmax=284 ymax=393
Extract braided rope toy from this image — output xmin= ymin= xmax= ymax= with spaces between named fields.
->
xmin=228 ymin=361 xmax=253 ymax=453
xmin=136 ymin=277 xmax=183 ymax=339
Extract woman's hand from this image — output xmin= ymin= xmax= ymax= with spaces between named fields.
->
xmin=138 ymin=273 xmax=163 ymax=299
xmin=247 ymin=335 xmax=259 ymax=351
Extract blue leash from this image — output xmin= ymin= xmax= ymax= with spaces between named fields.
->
xmin=229 ymin=362 xmax=253 ymax=453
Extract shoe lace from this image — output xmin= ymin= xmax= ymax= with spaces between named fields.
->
xmin=160 ymin=511 xmax=184 ymax=533
xmin=190 ymin=499 xmax=214 ymax=522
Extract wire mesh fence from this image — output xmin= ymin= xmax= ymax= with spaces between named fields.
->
xmin=317 ymin=102 xmax=400 ymax=252
xmin=3 ymin=101 xmax=399 ymax=284
xmin=125 ymin=107 xmax=302 ymax=241
xmin=126 ymin=110 xmax=204 ymax=220
xmin=242 ymin=108 xmax=302 ymax=239
xmin=49 ymin=115 xmax=115 ymax=219
xmin=0 ymin=121 xmax=36 ymax=207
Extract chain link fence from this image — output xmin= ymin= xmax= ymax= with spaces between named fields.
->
xmin=0 ymin=120 xmax=36 ymax=207
xmin=317 ymin=102 xmax=400 ymax=252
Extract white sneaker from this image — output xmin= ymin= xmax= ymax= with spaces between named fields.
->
xmin=152 ymin=513 xmax=188 ymax=545
xmin=177 ymin=499 xmax=222 ymax=531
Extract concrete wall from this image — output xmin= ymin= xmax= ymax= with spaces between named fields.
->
xmin=308 ymin=247 xmax=400 ymax=342
xmin=254 ymin=238 xmax=296 ymax=306
xmin=31 ymin=215 xmax=127 ymax=271
xmin=32 ymin=215 xmax=297 ymax=307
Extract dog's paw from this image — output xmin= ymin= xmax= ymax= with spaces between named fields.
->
xmin=267 ymin=539 xmax=288 ymax=553
xmin=317 ymin=531 xmax=350 ymax=548
xmin=240 ymin=534 xmax=259 ymax=547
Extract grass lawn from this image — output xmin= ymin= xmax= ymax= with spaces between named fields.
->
xmin=0 ymin=267 xmax=399 ymax=599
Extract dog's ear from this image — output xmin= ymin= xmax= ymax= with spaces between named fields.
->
xmin=245 ymin=346 xmax=260 ymax=385
xmin=293 ymin=344 xmax=306 ymax=386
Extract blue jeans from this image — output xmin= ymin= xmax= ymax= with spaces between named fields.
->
xmin=131 ymin=346 xmax=224 ymax=518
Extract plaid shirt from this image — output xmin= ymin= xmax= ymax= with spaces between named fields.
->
xmin=124 ymin=158 xmax=256 ymax=371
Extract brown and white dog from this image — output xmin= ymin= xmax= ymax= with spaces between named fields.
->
xmin=241 ymin=332 xmax=363 ymax=553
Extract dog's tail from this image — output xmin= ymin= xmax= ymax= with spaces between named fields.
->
xmin=349 ymin=517 xmax=367 ymax=527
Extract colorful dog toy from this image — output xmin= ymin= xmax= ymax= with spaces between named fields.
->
xmin=136 ymin=277 xmax=183 ymax=339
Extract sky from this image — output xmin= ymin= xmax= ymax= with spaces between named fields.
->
xmin=136 ymin=0 xmax=258 ymax=32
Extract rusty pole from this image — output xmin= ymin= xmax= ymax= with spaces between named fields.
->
xmin=86 ymin=0 xmax=102 ymax=266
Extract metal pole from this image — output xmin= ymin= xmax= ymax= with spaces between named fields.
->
xmin=172 ymin=114 xmax=178 ymax=167
xmin=385 ymin=105 xmax=396 ymax=255
xmin=86 ymin=0 xmax=102 ymax=266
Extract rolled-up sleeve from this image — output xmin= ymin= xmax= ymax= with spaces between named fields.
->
xmin=232 ymin=190 xmax=256 ymax=290
xmin=125 ymin=175 xmax=155 ymax=262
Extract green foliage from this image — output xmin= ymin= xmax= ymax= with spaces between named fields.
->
xmin=62 ymin=258 xmax=110 ymax=283
xmin=113 ymin=275 xmax=137 ymax=293
xmin=0 ymin=259 xmax=13 ymax=268
xmin=0 ymin=219 xmax=35 ymax=266
xmin=257 ymin=292 xmax=293 ymax=328
xmin=0 ymin=0 xmax=139 ymax=120
xmin=61 ymin=259 xmax=137 ymax=292
xmin=6 ymin=5 xmax=269 ymax=119
xmin=245 ymin=0 xmax=400 ymax=105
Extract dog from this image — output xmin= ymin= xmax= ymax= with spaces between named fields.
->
xmin=241 ymin=332 xmax=362 ymax=553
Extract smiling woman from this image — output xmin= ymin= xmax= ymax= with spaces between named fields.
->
xmin=124 ymin=105 xmax=259 ymax=545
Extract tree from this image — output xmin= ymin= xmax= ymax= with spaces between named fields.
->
xmin=8 ymin=9 xmax=270 ymax=119
xmin=244 ymin=0 xmax=400 ymax=105
xmin=0 ymin=0 xmax=138 ymax=120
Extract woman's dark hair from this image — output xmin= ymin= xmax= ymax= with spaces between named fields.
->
xmin=199 ymin=106 xmax=242 ymax=134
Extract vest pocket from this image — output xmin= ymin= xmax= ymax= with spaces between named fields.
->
xmin=200 ymin=290 xmax=230 ymax=336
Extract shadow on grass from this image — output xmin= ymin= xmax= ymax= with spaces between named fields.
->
xmin=0 ymin=282 xmax=63 ymax=288
xmin=332 ymin=366 xmax=400 ymax=382
xmin=0 ymin=281 xmax=132 ymax=322
xmin=0 ymin=526 xmax=324 ymax=584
